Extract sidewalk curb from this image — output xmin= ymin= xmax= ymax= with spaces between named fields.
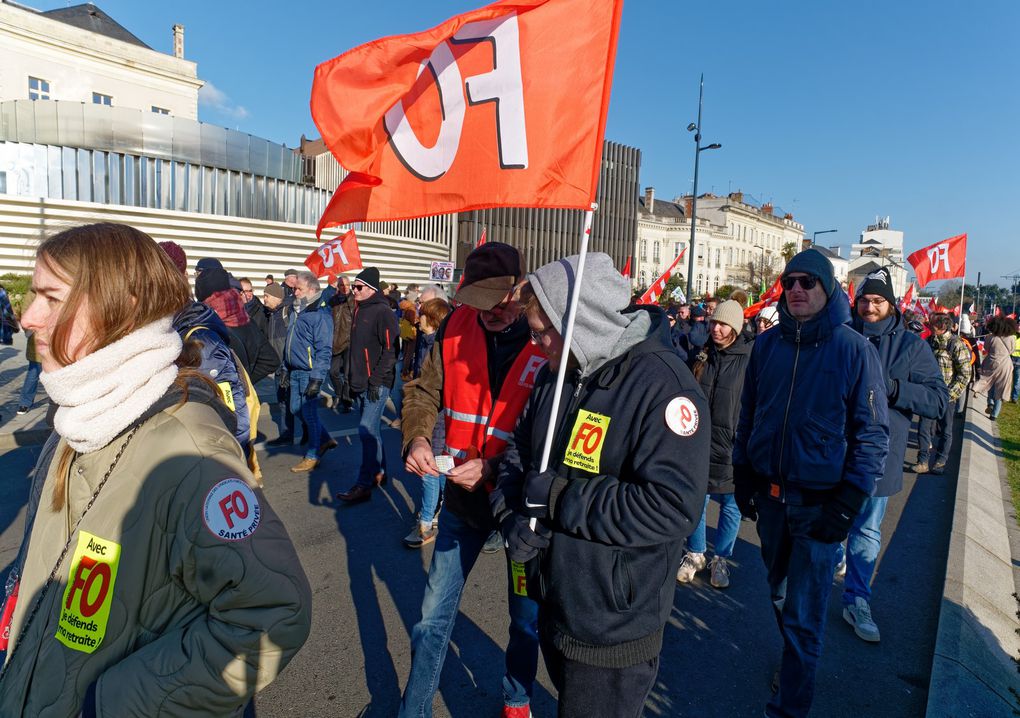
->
xmin=926 ymin=404 xmax=1020 ymax=717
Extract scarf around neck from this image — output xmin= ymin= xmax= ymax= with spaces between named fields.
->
xmin=40 ymin=317 xmax=182 ymax=454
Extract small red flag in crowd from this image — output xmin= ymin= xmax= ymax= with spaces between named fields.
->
xmin=898 ymin=282 xmax=915 ymax=312
xmin=310 ymin=0 xmax=624 ymax=234
xmin=621 ymin=255 xmax=631 ymax=278
xmin=846 ymin=280 xmax=855 ymax=301
xmin=637 ymin=250 xmax=686 ymax=305
xmin=743 ymin=276 xmax=784 ymax=319
xmin=907 ymin=234 xmax=967 ymax=288
xmin=304 ymin=229 xmax=363 ymax=279
xmin=477 ymin=227 xmax=487 ymax=247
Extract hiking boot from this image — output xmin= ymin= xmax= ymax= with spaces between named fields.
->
xmin=481 ymin=530 xmax=503 ymax=554
xmin=930 ymin=460 xmax=947 ymax=475
xmin=289 ymin=457 xmax=319 ymax=473
xmin=319 ymin=438 xmax=338 ymax=458
xmin=267 ymin=434 xmax=294 ymax=447
xmin=501 ymin=704 xmax=531 ymax=718
xmin=676 ymin=552 xmax=706 ymax=584
xmin=843 ymin=597 xmax=881 ymax=642
xmin=911 ymin=460 xmax=929 ymax=474
xmin=709 ymin=556 xmax=730 ymax=588
xmin=403 ymin=523 xmax=438 ymax=549
xmin=336 ymin=484 xmax=373 ymax=504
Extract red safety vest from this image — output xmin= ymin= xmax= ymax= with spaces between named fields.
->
xmin=441 ymin=307 xmax=547 ymax=465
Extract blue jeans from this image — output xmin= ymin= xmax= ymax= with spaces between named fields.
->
xmin=917 ymin=407 xmax=952 ymax=465
xmin=838 ymin=496 xmax=889 ymax=605
xmin=687 ymin=493 xmax=741 ymax=558
xmin=988 ymin=397 xmax=1003 ymax=419
xmin=19 ymin=360 xmax=41 ymax=408
xmin=355 ymin=386 xmax=390 ymax=487
xmin=288 ymin=370 xmax=331 ymax=460
xmin=419 ymin=474 xmax=444 ymax=526
xmin=756 ymin=497 xmax=839 ymax=718
xmin=1012 ymin=357 xmax=1020 ymax=402
xmin=399 ymin=510 xmax=539 ymax=717
xmin=390 ymin=359 xmax=405 ymax=419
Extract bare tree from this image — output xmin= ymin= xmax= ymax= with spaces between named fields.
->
xmin=730 ymin=253 xmax=780 ymax=299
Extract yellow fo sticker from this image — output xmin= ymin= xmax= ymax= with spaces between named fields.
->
xmin=216 ymin=381 xmax=235 ymax=411
xmin=511 ymin=560 xmax=528 ymax=596
xmin=56 ymin=531 xmax=120 ymax=654
xmin=562 ymin=410 xmax=611 ymax=473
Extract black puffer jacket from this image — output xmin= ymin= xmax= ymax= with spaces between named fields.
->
xmin=346 ymin=291 xmax=399 ymax=393
xmin=694 ymin=334 xmax=753 ymax=493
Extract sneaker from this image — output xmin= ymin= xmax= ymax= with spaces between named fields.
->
xmin=403 ymin=523 xmax=438 ymax=549
xmin=289 ymin=457 xmax=319 ymax=473
xmin=16 ymin=405 xmax=29 ymax=415
xmin=675 ymin=552 xmax=706 ymax=584
xmin=843 ymin=597 xmax=881 ymax=642
xmin=931 ymin=460 xmax=947 ymax=475
xmin=911 ymin=460 xmax=929 ymax=474
xmin=481 ymin=530 xmax=503 ymax=554
xmin=501 ymin=704 xmax=531 ymax=718
xmin=709 ymin=555 xmax=730 ymax=588
xmin=267 ymin=434 xmax=294 ymax=447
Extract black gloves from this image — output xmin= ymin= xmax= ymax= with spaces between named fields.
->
xmin=278 ymin=370 xmax=290 ymax=390
xmin=367 ymin=385 xmax=381 ymax=402
xmin=886 ymin=376 xmax=899 ymax=403
xmin=732 ymin=464 xmax=760 ymax=521
xmin=304 ymin=378 xmax=322 ymax=399
xmin=500 ymin=513 xmax=551 ymax=563
xmin=810 ymin=482 xmax=869 ymax=544
xmin=521 ymin=469 xmax=557 ymax=520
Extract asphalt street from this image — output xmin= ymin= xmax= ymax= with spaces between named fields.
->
xmin=0 ymin=400 xmax=960 ymax=717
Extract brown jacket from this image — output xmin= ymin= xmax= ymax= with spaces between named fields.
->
xmin=331 ymin=293 xmax=355 ymax=355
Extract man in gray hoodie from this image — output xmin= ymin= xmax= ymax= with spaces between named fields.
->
xmin=493 ymin=253 xmax=711 ymax=718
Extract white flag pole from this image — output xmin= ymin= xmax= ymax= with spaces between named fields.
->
xmin=531 ymin=203 xmax=597 ymax=530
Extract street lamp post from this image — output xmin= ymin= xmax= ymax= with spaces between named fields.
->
xmin=685 ymin=74 xmax=721 ymax=301
xmin=753 ymin=243 xmax=766 ymax=299
xmin=811 ymin=229 xmax=837 ymax=245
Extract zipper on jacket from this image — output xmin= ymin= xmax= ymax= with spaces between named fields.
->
xmin=776 ymin=324 xmax=802 ymax=498
xmin=868 ymin=389 xmax=876 ymax=422
xmin=306 ymin=346 xmax=313 ymax=369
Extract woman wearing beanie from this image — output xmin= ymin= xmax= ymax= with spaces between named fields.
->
xmin=676 ymin=299 xmax=754 ymax=588
xmin=0 ymin=223 xmax=311 ymax=716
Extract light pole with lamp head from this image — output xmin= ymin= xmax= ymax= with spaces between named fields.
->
xmin=811 ymin=229 xmax=837 ymax=245
xmin=685 ymin=74 xmax=721 ymax=301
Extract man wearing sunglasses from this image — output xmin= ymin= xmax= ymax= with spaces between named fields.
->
xmin=733 ymin=248 xmax=890 ymax=718
xmin=398 ymin=243 xmax=542 ymax=718
xmin=835 ymin=267 xmax=946 ymax=645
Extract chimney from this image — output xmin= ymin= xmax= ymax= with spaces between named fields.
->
xmin=644 ymin=187 xmax=654 ymax=212
xmin=801 ymin=238 xmax=812 ymax=251
xmin=172 ymin=24 xmax=184 ymax=59
xmin=761 ymin=202 xmax=773 ymax=216
xmin=684 ymin=197 xmax=693 ymax=218
xmin=729 ymin=191 xmax=743 ymax=204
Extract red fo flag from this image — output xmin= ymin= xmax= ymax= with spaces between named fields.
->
xmin=637 ymin=250 xmax=686 ymax=305
xmin=311 ymin=0 xmax=624 ymax=234
xmin=743 ymin=276 xmax=784 ymax=319
xmin=906 ymin=234 xmax=967 ymax=288
xmin=898 ymin=282 xmax=915 ymax=312
xmin=477 ymin=227 xmax=487 ymax=247
xmin=304 ymin=229 xmax=363 ymax=279
xmin=621 ymin=255 xmax=631 ymax=279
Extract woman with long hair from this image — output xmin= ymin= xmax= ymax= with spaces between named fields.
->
xmin=0 ymin=223 xmax=311 ymax=716
xmin=973 ymin=314 xmax=1017 ymax=420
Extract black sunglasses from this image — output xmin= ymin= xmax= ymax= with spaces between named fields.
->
xmin=780 ymin=275 xmax=819 ymax=291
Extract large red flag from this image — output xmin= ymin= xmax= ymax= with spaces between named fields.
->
xmin=744 ymin=276 xmax=784 ymax=319
xmin=621 ymin=255 xmax=631 ymax=279
xmin=637 ymin=250 xmax=686 ymax=305
xmin=311 ymin=0 xmax=624 ymax=234
xmin=304 ymin=229 xmax=363 ymax=279
xmin=907 ymin=234 xmax=967 ymax=288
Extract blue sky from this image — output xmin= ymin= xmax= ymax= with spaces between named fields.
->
xmin=42 ymin=0 xmax=1020 ymax=288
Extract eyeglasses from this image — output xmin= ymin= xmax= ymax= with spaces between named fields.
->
xmin=780 ymin=275 xmax=819 ymax=291
xmin=756 ymin=317 xmax=774 ymax=325
xmin=857 ymin=297 xmax=888 ymax=307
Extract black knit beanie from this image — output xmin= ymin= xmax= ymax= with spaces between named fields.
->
xmin=854 ymin=267 xmax=897 ymax=305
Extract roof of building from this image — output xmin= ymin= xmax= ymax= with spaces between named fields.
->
xmin=40 ymin=3 xmax=150 ymax=49
xmin=639 ymin=195 xmax=685 ymax=220
xmin=811 ymin=245 xmax=847 ymax=262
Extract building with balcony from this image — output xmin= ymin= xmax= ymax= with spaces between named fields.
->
xmin=0 ymin=1 xmax=452 ymax=285
xmin=848 ymin=216 xmax=909 ymax=297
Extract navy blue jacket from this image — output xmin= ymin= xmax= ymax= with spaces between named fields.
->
xmin=284 ymin=293 xmax=333 ymax=381
xmin=733 ymin=289 xmax=890 ymax=497
xmin=672 ymin=320 xmax=709 ymax=363
xmin=852 ymin=311 xmax=948 ymax=497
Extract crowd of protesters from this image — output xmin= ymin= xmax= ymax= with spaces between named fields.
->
xmin=2 ymin=223 xmax=1020 ymax=718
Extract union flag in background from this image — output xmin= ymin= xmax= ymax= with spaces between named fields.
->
xmin=304 ymin=229 xmax=363 ymax=279
xmin=898 ymin=282 xmax=915 ymax=312
xmin=310 ymin=0 xmax=624 ymax=235
xmin=743 ymin=276 xmax=783 ymax=319
xmin=637 ymin=250 xmax=686 ymax=305
xmin=906 ymin=234 xmax=967 ymax=288
xmin=621 ymin=255 xmax=631 ymax=279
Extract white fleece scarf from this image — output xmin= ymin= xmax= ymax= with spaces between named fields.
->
xmin=40 ymin=317 xmax=182 ymax=454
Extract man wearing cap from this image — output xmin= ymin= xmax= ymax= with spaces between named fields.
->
xmin=674 ymin=305 xmax=710 ymax=362
xmin=336 ymin=267 xmax=399 ymax=502
xmin=398 ymin=243 xmax=542 ymax=718
xmin=835 ymin=268 xmax=946 ymax=644
xmin=733 ymin=248 xmax=889 ymax=718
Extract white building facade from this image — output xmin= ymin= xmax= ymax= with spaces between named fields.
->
xmin=848 ymin=217 xmax=909 ymax=297
xmin=635 ymin=189 xmax=804 ymax=297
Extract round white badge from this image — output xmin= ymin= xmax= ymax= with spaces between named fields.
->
xmin=665 ymin=397 xmax=700 ymax=437
xmin=203 ymin=478 xmax=261 ymax=541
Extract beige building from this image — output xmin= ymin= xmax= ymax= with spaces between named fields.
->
xmin=636 ymin=189 xmax=804 ymax=297
xmin=848 ymin=217 xmax=909 ymax=297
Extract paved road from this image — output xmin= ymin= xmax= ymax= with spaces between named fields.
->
xmin=0 ymin=402 xmax=960 ymax=717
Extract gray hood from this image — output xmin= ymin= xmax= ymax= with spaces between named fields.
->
xmin=527 ymin=253 xmax=652 ymax=376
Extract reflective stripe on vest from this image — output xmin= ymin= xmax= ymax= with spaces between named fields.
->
xmin=441 ymin=307 xmax=547 ymax=465
xmin=1013 ymin=335 xmax=1020 ymax=358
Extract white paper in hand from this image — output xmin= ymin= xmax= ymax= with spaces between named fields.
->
xmin=434 ymin=455 xmax=455 ymax=475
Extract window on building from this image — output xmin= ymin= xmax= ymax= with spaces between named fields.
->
xmin=28 ymin=76 xmax=50 ymax=100
xmin=92 ymin=92 xmax=113 ymax=106
xmin=640 ymin=240 xmax=647 ymax=261
xmin=715 ymin=249 xmax=721 ymax=268
xmin=653 ymin=242 xmax=660 ymax=263
xmin=697 ymin=274 xmax=703 ymax=293
xmin=674 ymin=242 xmax=683 ymax=258
xmin=151 ymin=106 xmax=170 ymax=115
